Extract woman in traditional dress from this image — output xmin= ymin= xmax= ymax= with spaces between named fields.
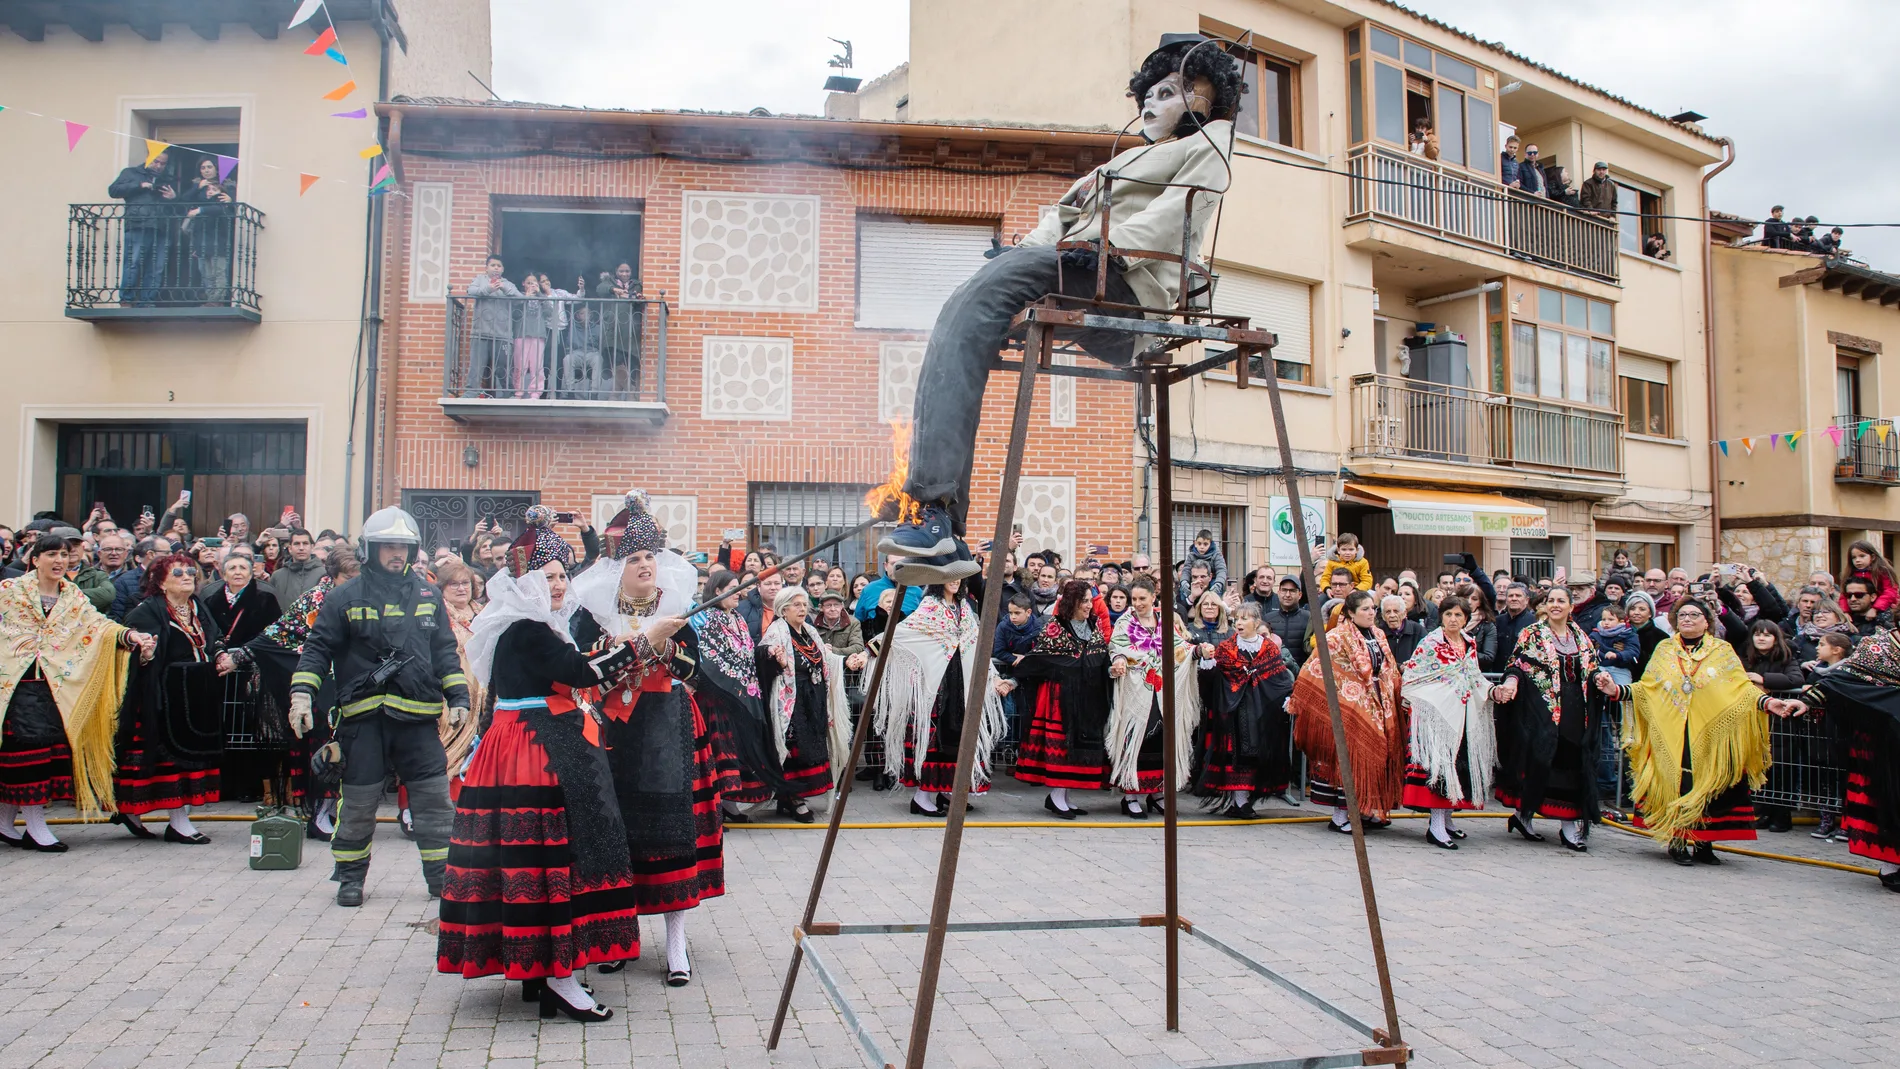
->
xmin=1292 ymin=589 xmax=1403 ymax=834
xmin=876 ymin=577 xmax=1006 ymax=817
xmin=1790 ymin=624 xmax=1900 ymax=890
xmin=1598 ymin=597 xmax=1786 ymax=865
xmin=434 ymin=556 xmax=484 ymax=781
xmin=1399 ymin=597 xmax=1499 ymax=850
xmin=1106 ymin=577 xmax=1201 ymax=820
xmin=1195 ymin=601 xmax=1295 ymax=819
xmin=568 ymin=494 xmax=722 ymax=987
xmin=0 ymin=531 xmax=154 ymax=851
xmin=114 ymin=552 xmax=237 ymax=844
xmin=758 ymin=587 xmax=851 ymax=823
xmin=688 ymin=568 xmax=787 ymax=823
xmin=1009 ymin=579 xmax=1114 ymax=818
xmin=1491 ymin=585 xmax=1603 ymax=851
xmin=229 ymin=545 xmax=358 ymax=839
xmin=439 ymin=513 xmax=644 ymax=1022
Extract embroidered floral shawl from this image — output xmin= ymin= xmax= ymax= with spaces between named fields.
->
xmin=1400 ymin=627 xmax=1496 ymax=805
xmin=874 ymin=596 xmax=1005 ymax=785
xmin=1512 ymin=620 xmax=1599 ymax=725
xmin=0 ymin=577 xmax=131 ymax=815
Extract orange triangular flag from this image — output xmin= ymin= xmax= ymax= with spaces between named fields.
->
xmin=321 ymin=79 xmax=357 ymax=101
xmin=299 ymin=173 xmax=320 ymax=195
xmin=1740 ymin=437 xmax=1754 ymax=455
xmin=303 ymin=26 xmax=337 ymax=55
xmin=143 ymin=138 xmax=169 ymax=166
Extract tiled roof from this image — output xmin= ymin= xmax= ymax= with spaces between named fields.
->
xmin=386 ymin=95 xmax=1122 ymax=135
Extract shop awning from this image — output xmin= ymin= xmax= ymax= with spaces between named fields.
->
xmin=1344 ymin=483 xmax=1549 ymax=538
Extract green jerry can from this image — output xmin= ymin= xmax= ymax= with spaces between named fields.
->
xmin=249 ymin=806 xmax=304 ymax=870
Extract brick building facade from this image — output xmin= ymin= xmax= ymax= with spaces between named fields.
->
xmin=372 ymin=100 xmax=1135 ymax=574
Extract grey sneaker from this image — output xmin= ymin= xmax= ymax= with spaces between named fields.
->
xmin=892 ymin=552 xmax=980 ymax=588
xmin=877 ymin=504 xmax=956 ymax=558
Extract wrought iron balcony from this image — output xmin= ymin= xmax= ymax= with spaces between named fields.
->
xmin=1346 ymin=147 xmax=1620 ymax=283
xmin=441 ymin=294 xmax=669 ymax=423
xmin=1349 ymin=373 xmax=1623 ymax=478
xmin=1834 ymin=414 xmax=1900 ymax=486
xmin=66 ymin=202 xmax=264 ymax=321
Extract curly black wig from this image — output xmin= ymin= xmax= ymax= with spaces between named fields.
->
xmin=1127 ymin=40 xmax=1247 ymax=133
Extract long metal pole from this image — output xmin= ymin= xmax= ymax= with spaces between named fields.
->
xmin=1258 ymin=355 xmax=1405 ymax=1059
xmin=900 ymin=321 xmax=1046 ymax=1069
xmin=1153 ymin=366 xmax=1181 ymax=1032
xmin=766 ymin=586 xmax=911 ymax=1051
xmin=680 ymin=517 xmax=880 ymax=620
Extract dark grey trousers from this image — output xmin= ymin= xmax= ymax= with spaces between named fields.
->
xmin=904 ymin=245 xmax=1138 ymax=533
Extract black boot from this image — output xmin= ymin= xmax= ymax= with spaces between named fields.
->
xmin=333 ymin=858 xmax=369 ymax=907
xmin=424 ymin=858 xmax=447 ymax=899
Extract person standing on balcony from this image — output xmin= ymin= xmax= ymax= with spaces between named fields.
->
xmin=1545 ymin=166 xmax=1579 ymax=208
xmin=512 ymin=274 xmax=553 ymax=400
xmin=1500 ymin=136 xmax=1523 ymax=187
xmin=465 ymin=256 xmax=520 ymax=398
xmin=595 ymin=262 xmax=643 ymax=397
xmin=182 ymin=157 xmax=236 ymax=306
xmin=1762 ymin=205 xmax=1793 ymax=249
xmin=108 ymin=148 xmax=177 ymax=306
xmin=1408 ymin=118 xmax=1440 ymax=160
xmin=1515 ymin=145 xmax=1544 ymax=195
xmin=1578 ymin=162 xmax=1618 ymax=223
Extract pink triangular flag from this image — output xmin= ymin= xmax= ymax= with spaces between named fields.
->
xmin=216 ymin=154 xmax=239 ymax=182
xmin=64 ymin=120 xmax=88 ymax=151
xmin=1826 ymin=424 xmax=1845 ymax=447
xmin=371 ymin=162 xmax=391 ymax=186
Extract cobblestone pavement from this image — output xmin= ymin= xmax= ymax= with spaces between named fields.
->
xmin=1 ymin=782 xmax=1894 ymax=1068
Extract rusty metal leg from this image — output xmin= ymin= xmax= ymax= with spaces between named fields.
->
xmin=1152 ymin=367 xmax=1182 ymax=1033
xmin=900 ymin=321 xmax=1046 ymax=1069
xmin=1259 ymin=366 xmax=1407 ymax=1062
xmin=767 ymin=586 xmax=911 ymax=1051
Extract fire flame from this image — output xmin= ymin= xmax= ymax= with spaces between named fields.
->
xmin=865 ymin=420 xmax=923 ymax=524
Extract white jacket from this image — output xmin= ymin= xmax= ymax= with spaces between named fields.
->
xmin=1020 ymin=120 xmax=1233 ymax=311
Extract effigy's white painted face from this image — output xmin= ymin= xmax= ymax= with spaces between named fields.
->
xmin=1141 ymin=73 xmax=1190 ymax=143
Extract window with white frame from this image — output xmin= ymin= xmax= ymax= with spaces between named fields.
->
xmin=1209 ymin=267 xmax=1313 ymax=384
xmin=856 ymin=216 xmax=996 ymax=329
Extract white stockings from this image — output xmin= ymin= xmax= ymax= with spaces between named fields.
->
xmin=665 ymin=910 xmax=690 ymax=975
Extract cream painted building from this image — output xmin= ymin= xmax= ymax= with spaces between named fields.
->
xmin=845 ymin=0 xmax=1727 ymax=582
xmin=1713 ymin=242 xmax=1900 ymax=589
xmin=0 ymin=0 xmax=487 ymax=535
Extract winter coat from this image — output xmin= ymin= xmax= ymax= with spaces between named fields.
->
xmin=466 ymin=273 xmax=521 ymax=338
xmin=1839 ymin=569 xmax=1900 ymax=615
xmin=109 ymin=566 xmax=145 ymax=621
xmin=108 ymin=164 xmax=176 ymax=225
xmin=815 ymin=614 xmax=865 ymax=660
xmin=1742 ymin=647 xmax=1805 ymax=694
xmin=268 ymin=555 xmax=326 ymax=607
xmin=1500 ymin=153 xmax=1521 ymax=188
xmin=1262 ymin=601 xmax=1311 ymax=666
xmin=1578 ymin=175 xmax=1618 ymax=216
xmin=1174 ymin=541 xmax=1229 ymax=595
xmin=69 ymin=561 xmax=116 ymax=614
xmin=1590 ymin=624 xmax=1641 ymax=678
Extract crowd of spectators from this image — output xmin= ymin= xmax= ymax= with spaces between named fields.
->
xmin=106 ymin=147 xmax=242 ymax=308
xmin=461 ymin=255 xmax=648 ymax=401
xmin=1761 ymin=205 xmax=1849 ymax=256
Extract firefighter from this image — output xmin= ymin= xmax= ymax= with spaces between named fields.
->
xmin=289 ymin=507 xmax=468 ymax=907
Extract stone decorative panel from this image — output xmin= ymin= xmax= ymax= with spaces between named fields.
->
xmin=406 ymin=182 xmax=453 ymax=302
xmin=879 ymin=341 xmax=926 ymax=424
xmin=1049 ymin=351 xmax=1075 ymax=427
xmin=590 ymin=493 xmax=698 ymax=551
xmin=702 ymin=336 xmax=793 ymax=420
xmin=680 ymin=192 xmax=820 ymax=310
xmin=1016 ymin=477 xmax=1075 ymax=564
xmin=1720 ymin=525 xmax=1827 ymax=594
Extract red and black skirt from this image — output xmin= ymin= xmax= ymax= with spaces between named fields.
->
xmin=898 ymin=657 xmax=984 ymax=795
xmin=1013 ymin=685 xmax=1107 ymax=790
xmin=114 ymin=709 xmax=219 ymax=816
xmin=623 ymin=698 xmax=725 ymax=913
xmin=1843 ymin=731 xmax=1900 ymax=866
xmin=438 ymin=703 xmax=640 ymax=979
xmin=0 ymin=681 xmax=74 ymax=807
xmin=1630 ymin=779 xmax=1757 ymax=843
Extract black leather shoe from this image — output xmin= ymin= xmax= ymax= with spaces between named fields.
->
xmin=1328 ymin=819 xmax=1354 ymax=834
xmin=337 ymin=881 xmax=364 ymax=907
xmin=1120 ymin=798 xmax=1149 ymax=820
xmin=163 ymin=826 xmax=211 ymax=845
xmin=720 ymin=809 xmax=750 ymax=824
xmin=1561 ymin=833 xmax=1588 ymax=853
xmin=1364 ymin=817 xmax=1392 ymax=830
xmin=1669 ymin=844 xmax=1695 ymax=865
xmin=522 ymin=977 xmax=592 ymax=1002
xmin=0 ymin=830 xmax=23 ymax=850
xmin=540 ymin=984 xmax=613 ymax=1022
xmin=665 ymin=969 xmax=691 ymax=988
xmin=1043 ymin=795 xmax=1083 ymax=820
xmin=776 ymin=798 xmax=816 ymax=824
xmin=1447 ymin=827 xmax=1468 ymax=840
xmin=1879 ymin=870 xmax=1900 ymax=893
xmin=1426 ymin=828 xmax=1458 ymax=850
xmin=1693 ymin=843 xmax=1722 ymax=865
xmin=909 ymin=798 xmax=946 ymax=817
xmin=937 ymin=793 xmax=978 ymax=814
xmin=19 ymin=832 xmax=68 ymax=852
xmin=596 ymin=960 xmax=627 ymax=974
xmin=112 ymin=812 xmax=158 ymax=839
xmin=1507 ymin=814 xmax=1545 ymax=842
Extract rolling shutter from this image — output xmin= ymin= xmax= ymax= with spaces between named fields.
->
xmin=1211 ymin=268 xmax=1313 ymax=365
xmin=1620 ymin=353 xmax=1671 ymax=384
xmin=857 ymin=217 xmax=995 ymax=330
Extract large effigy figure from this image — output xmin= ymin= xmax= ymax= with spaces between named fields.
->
xmin=880 ymin=34 xmax=1242 ymax=583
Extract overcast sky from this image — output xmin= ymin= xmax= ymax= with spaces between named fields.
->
xmin=491 ymin=0 xmax=1899 ymax=267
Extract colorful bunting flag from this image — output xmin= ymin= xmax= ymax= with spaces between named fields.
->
xmin=143 ymin=139 xmax=170 ymax=166
xmin=371 ymin=162 xmax=392 ymax=185
xmin=1740 ymin=437 xmax=1754 ymax=455
xmin=330 ymin=108 xmax=368 ymax=119
xmin=358 ymin=144 xmax=383 ymax=159
xmin=216 ymin=154 xmax=239 ymax=182
xmin=304 ymin=26 xmax=337 ymax=55
xmin=322 ymin=80 xmax=357 ymax=101
xmin=1880 ymin=424 xmax=1892 ymax=444
xmin=1770 ymin=433 xmax=1781 ymax=450
xmin=325 ymin=47 xmax=348 ymax=65
xmin=63 ymin=120 xmax=88 ymax=151
xmin=1719 ymin=440 xmax=1729 ymax=456
xmin=1857 ymin=420 xmax=1871 ymax=440
xmin=0 ymin=105 xmax=8 ymax=113
xmin=1788 ymin=431 xmax=1803 ymax=452
xmin=288 ymin=0 xmax=324 ymax=29
xmin=299 ymin=173 xmax=320 ymax=196
xmin=1825 ymin=424 xmax=1845 ymax=447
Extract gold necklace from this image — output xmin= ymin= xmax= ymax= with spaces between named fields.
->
xmin=617 ymin=589 xmax=658 ymax=617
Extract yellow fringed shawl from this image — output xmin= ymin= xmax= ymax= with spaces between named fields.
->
xmin=0 ymin=576 xmax=131 ymax=816
xmin=1625 ymin=634 xmax=1771 ymax=846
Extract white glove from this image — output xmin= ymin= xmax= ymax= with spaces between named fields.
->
xmin=447 ymin=705 xmax=469 ymax=727
xmin=288 ymin=692 xmax=314 ymax=738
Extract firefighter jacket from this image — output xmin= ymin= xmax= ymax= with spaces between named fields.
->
xmin=291 ymin=566 xmax=468 ymax=720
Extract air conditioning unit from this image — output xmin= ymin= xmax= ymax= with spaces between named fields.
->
xmin=1365 ymin=415 xmax=1404 ymax=456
